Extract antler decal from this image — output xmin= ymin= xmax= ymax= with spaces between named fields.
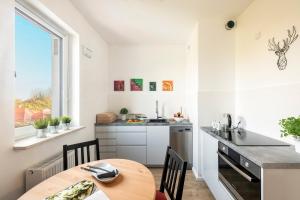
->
xmin=268 ymin=26 xmax=298 ymax=70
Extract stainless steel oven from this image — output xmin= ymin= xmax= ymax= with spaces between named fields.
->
xmin=218 ymin=142 xmax=261 ymax=200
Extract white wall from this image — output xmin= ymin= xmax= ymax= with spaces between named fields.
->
xmin=108 ymin=45 xmax=186 ymax=118
xmin=198 ymin=19 xmax=236 ymax=126
xmin=236 ymin=0 xmax=300 ymax=140
xmin=0 ymin=0 xmax=108 ymax=199
xmin=198 ymin=19 xmax=236 ymax=175
xmin=185 ymin=24 xmax=200 ymax=176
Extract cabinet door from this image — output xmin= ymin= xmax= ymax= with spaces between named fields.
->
xmin=202 ymin=130 xmax=233 ymax=200
xmin=100 ymin=152 xmax=116 ymax=160
xmin=147 ymin=126 xmax=170 ymax=165
xmin=203 ymin=130 xmax=218 ymax=188
xmin=116 ymin=132 xmax=146 ymax=145
xmin=116 ymin=146 xmax=146 ymax=164
xmin=95 ymin=126 xmax=117 ymax=133
xmin=116 ymin=126 xmax=146 ymax=132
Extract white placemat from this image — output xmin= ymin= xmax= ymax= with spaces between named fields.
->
xmin=85 ymin=190 xmax=110 ymax=200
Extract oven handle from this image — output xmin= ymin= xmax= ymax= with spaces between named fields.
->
xmin=217 ymin=152 xmax=257 ymax=182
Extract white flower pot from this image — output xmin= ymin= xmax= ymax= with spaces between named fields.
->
xmin=49 ymin=125 xmax=59 ymax=134
xmin=36 ymin=128 xmax=48 ymax=138
xmin=121 ymin=115 xmax=127 ymax=121
xmin=291 ymin=136 xmax=300 ymax=153
xmin=62 ymin=123 xmax=71 ymax=130
xmin=292 ymin=135 xmax=300 ymax=141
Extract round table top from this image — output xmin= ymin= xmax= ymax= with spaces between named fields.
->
xmin=19 ymin=159 xmax=156 ymax=200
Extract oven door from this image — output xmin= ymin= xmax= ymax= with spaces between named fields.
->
xmin=218 ymin=152 xmax=261 ymax=200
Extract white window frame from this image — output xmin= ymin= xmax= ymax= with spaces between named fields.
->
xmin=14 ymin=1 xmax=71 ymax=140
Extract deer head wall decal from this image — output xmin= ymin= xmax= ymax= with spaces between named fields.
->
xmin=268 ymin=26 xmax=298 ymax=70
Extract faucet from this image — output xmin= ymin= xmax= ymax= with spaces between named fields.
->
xmin=155 ymin=100 xmax=159 ymax=119
xmin=233 ymin=121 xmax=241 ymax=130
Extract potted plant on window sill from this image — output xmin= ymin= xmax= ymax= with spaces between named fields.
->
xmin=120 ymin=108 xmax=128 ymax=121
xmin=34 ymin=119 xmax=49 ymax=138
xmin=49 ymin=117 xmax=60 ymax=134
xmin=279 ymin=116 xmax=300 ymax=152
xmin=61 ymin=116 xmax=72 ymax=130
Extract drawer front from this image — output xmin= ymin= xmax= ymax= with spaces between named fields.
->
xmin=96 ymin=132 xmax=117 ymax=139
xmin=99 ymin=139 xmax=116 ymax=146
xmin=117 ymin=132 xmax=146 ymax=145
xmin=95 ymin=126 xmax=117 ymax=133
xmin=100 ymin=152 xmax=117 ymax=159
xmin=100 ymin=146 xmax=117 ymax=152
xmin=116 ymin=126 xmax=146 ymax=132
xmin=116 ymin=146 xmax=146 ymax=164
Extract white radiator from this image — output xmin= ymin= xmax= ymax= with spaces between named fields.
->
xmin=25 ymin=151 xmax=75 ymax=191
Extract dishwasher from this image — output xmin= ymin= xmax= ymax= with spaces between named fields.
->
xmin=170 ymin=126 xmax=193 ymax=169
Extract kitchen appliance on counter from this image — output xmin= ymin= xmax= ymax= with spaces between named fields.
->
xmin=218 ymin=142 xmax=261 ymax=200
xmin=170 ymin=126 xmax=193 ymax=169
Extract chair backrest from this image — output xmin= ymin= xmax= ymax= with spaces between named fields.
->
xmin=63 ymin=138 xmax=100 ymax=170
xmin=159 ymin=146 xmax=188 ymax=200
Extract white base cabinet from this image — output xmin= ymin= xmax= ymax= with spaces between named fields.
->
xmin=202 ymin=130 xmax=234 ymax=200
xmin=95 ymin=125 xmax=169 ymax=165
xmin=146 ymin=126 xmax=170 ymax=165
xmin=116 ymin=146 xmax=146 ymax=164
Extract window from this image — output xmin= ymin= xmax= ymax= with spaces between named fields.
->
xmin=15 ymin=4 xmax=67 ymax=139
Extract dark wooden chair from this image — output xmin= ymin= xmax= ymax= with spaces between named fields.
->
xmin=63 ymin=138 xmax=100 ymax=170
xmin=156 ymin=146 xmax=188 ymax=200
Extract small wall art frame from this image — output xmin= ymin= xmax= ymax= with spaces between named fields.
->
xmin=130 ymin=78 xmax=143 ymax=91
xmin=162 ymin=80 xmax=173 ymax=91
xmin=114 ymin=80 xmax=125 ymax=91
xmin=149 ymin=82 xmax=156 ymax=91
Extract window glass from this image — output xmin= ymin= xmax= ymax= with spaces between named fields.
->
xmin=15 ymin=13 xmax=54 ymax=128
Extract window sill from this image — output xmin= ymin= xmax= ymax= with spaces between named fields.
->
xmin=13 ymin=126 xmax=85 ymax=150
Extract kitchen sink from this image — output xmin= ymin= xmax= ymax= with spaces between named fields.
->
xmin=147 ymin=118 xmax=168 ymax=123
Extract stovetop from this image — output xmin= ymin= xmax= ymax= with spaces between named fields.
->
xmin=210 ymin=129 xmax=290 ymax=146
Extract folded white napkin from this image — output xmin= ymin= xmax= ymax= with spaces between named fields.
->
xmin=85 ymin=190 xmax=110 ymax=200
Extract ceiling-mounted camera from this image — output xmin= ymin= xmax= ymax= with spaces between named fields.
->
xmin=225 ymin=20 xmax=236 ymax=30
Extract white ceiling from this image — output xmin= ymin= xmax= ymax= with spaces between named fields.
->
xmin=70 ymin=0 xmax=254 ymax=44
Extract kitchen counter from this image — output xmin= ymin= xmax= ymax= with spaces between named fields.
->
xmin=95 ymin=119 xmax=192 ymax=127
xmin=201 ymin=127 xmax=300 ymax=169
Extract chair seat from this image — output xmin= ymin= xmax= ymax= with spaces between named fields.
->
xmin=156 ymin=190 xmax=167 ymax=200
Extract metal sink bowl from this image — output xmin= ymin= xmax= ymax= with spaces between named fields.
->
xmin=147 ymin=118 xmax=168 ymax=123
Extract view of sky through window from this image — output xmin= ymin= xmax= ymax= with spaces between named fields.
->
xmin=15 ymin=14 xmax=53 ymax=128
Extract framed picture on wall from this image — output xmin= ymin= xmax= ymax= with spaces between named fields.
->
xmin=149 ymin=82 xmax=156 ymax=91
xmin=162 ymin=80 xmax=173 ymax=91
xmin=130 ymin=78 xmax=143 ymax=91
xmin=114 ymin=80 xmax=125 ymax=91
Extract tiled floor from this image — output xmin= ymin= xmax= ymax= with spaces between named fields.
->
xmin=149 ymin=168 xmax=215 ymax=200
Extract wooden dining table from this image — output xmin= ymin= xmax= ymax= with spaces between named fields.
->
xmin=19 ymin=159 xmax=156 ymax=200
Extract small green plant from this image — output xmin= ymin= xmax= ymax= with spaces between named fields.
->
xmin=279 ymin=116 xmax=300 ymax=137
xmin=120 ymin=108 xmax=128 ymax=115
xmin=61 ymin=116 xmax=72 ymax=124
xmin=49 ymin=117 xmax=60 ymax=126
xmin=33 ymin=119 xmax=49 ymax=129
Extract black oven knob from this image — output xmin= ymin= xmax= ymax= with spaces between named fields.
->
xmin=245 ymin=162 xmax=249 ymax=168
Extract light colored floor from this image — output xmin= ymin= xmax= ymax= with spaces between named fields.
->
xmin=149 ymin=168 xmax=215 ymax=200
